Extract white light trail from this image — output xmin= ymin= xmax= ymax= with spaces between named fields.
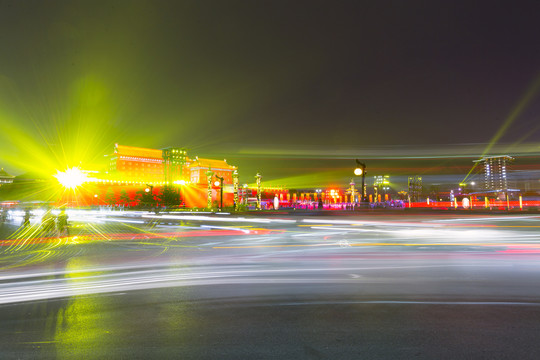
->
xmin=142 ymin=214 xmax=296 ymax=224
xmin=0 ymin=264 xmax=515 ymax=305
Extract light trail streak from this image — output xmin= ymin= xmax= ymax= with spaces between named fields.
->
xmin=292 ymin=232 xmax=347 ymax=237
xmin=274 ymin=300 xmax=540 ymax=307
xmin=69 ymin=216 xmax=146 ymax=224
xmin=301 ymin=219 xmax=443 ymax=228
xmin=213 ymin=243 xmax=335 ymax=249
xmin=0 ymin=229 xmax=284 ymax=248
xmin=303 ymin=217 xmax=540 ymax=229
xmin=142 ymin=214 xmax=296 ymax=224
xmin=200 ymin=225 xmax=250 ymax=233
xmin=0 ymin=264 xmax=514 ymax=305
xmin=211 ymin=243 xmax=527 ymax=249
xmin=430 ymin=215 xmax=540 ymax=222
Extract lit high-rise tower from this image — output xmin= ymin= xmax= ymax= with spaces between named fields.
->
xmin=474 ymin=155 xmax=513 ymax=192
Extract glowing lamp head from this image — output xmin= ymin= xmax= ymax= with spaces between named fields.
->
xmin=214 ymin=181 xmax=220 ymax=186
xmin=54 ymin=167 xmax=87 ymax=189
xmin=354 ymin=168 xmax=363 ymax=176
xmin=145 ymin=188 xmax=150 ymax=193
xmin=175 ymin=179 xmax=187 ymax=185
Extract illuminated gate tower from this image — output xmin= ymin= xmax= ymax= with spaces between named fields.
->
xmin=107 ymin=144 xmax=238 ymax=208
xmin=162 ymin=147 xmax=187 ymax=184
xmin=109 ymin=144 xmax=164 ymax=183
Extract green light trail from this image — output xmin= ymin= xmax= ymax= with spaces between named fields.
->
xmin=461 ymin=72 xmax=540 ymax=184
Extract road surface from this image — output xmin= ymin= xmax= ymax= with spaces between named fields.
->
xmin=1 ymin=210 xmax=540 ymax=359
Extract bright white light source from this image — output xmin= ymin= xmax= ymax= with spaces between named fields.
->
xmin=354 ymin=168 xmax=363 ymax=176
xmin=54 ymin=167 xmax=87 ymax=189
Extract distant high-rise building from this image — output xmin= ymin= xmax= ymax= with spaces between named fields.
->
xmin=373 ymin=175 xmax=390 ymax=201
xmin=408 ymin=176 xmax=422 ymax=202
xmin=474 ymin=155 xmax=514 ymax=192
xmin=373 ymin=175 xmax=390 ymax=188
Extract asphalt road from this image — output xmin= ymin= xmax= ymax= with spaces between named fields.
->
xmin=1 ymin=210 xmax=540 ymax=359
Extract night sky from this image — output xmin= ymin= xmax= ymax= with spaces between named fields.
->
xmin=0 ymin=0 xmax=539 ymax=188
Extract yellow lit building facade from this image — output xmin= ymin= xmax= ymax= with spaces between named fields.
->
xmin=103 ymin=144 xmax=238 ymax=208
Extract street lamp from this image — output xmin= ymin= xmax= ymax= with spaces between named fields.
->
xmin=214 ymin=175 xmax=224 ymax=211
xmin=206 ymin=169 xmax=214 ymax=210
xmin=232 ymin=169 xmax=239 ymax=212
xmin=255 ymin=173 xmax=262 ymax=210
xmin=145 ymin=184 xmax=154 ymax=208
xmin=354 ymin=159 xmax=366 ymax=204
xmin=243 ymin=184 xmax=249 ymax=205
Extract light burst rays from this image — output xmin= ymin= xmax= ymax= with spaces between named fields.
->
xmin=0 ymin=72 xmax=127 ymax=178
xmin=0 ymin=72 xmax=131 ymax=209
xmin=461 ymin=72 xmax=540 ymax=184
xmin=0 ymin=210 xmax=199 ymax=271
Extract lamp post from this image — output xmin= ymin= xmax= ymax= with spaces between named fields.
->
xmin=145 ymin=184 xmax=154 ymax=208
xmin=354 ymin=160 xmax=366 ymax=204
xmin=255 ymin=172 xmax=262 ymax=210
xmin=206 ymin=169 xmax=214 ymax=210
xmin=214 ymin=175 xmax=224 ymax=211
xmin=233 ymin=169 xmax=239 ymax=211
xmin=349 ymin=179 xmax=356 ymax=206
xmin=243 ymin=184 xmax=248 ymax=205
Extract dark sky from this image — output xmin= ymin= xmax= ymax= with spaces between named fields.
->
xmin=0 ymin=0 xmax=539 ymax=187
